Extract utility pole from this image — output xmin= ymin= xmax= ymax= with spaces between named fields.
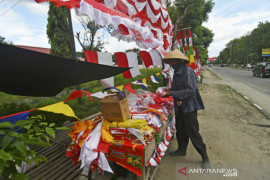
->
xmin=67 ymin=9 xmax=83 ymax=105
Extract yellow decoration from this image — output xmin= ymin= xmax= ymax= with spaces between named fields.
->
xmin=142 ymin=78 xmax=147 ymax=86
xmin=39 ymin=102 xmax=78 ymax=119
xmin=110 ymin=119 xmax=147 ymax=129
xmin=116 ymin=85 xmax=124 ymax=91
xmin=101 ymin=120 xmax=114 ymax=144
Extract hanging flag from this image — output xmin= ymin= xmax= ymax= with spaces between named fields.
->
xmin=39 ymin=102 xmax=78 ymax=119
xmin=84 ymin=51 xmax=114 ymax=88
xmin=183 ymin=29 xmax=188 ymax=55
xmin=139 ymin=50 xmax=162 ymax=68
xmin=188 ymin=29 xmax=195 ymax=66
xmin=116 ymin=85 xmax=124 ymax=91
xmin=0 ymin=111 xmax=29 ymax=124
xmin=139 ymin=79 xmax=148 ymax=90
xmin=154 ymin=75 xmax=161 ymax=82
xmin=115 ymin=52 xmax=141 ymax=79
xmin=124 ymin=84 xmax=137 ymax=95
xmin=151 ymin=75 xmax=159 ymax=83
xmin=35 ymin=0 xmax=81 ymax=9
xmin=177 ymin=31 xmax=184 ymax=53
xmin=65 ymin=90 xmax=93 ymax=102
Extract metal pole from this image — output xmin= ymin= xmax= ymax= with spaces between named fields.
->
xmin=67 ymin=9 xmax=83 ymax=105
xmin=230 ymin=45 xmax=232 ymax=66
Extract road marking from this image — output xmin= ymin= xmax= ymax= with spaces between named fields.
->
xmin=243 ymin=96 xmax=249 ymax=100
xmin=254 ymin=104 xmax=263 ymax=110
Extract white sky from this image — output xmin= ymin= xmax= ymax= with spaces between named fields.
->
xmin=0 ymin=0 xmax=269 ymax=57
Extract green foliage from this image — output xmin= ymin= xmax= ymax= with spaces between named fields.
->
xmin=218 ymin=21 xmax=270 ymax=65
xmin=0 ymin=115 xmax=69 ymax=180
xmin=0 ymin=102 xmax=31 ymax=117
xmin=47 ymin=2 xmax=71 ymax=58
xmin=168 ymin=0 xmax=214 ymax=64
xmin=0 ymin=35 xmax=13 ymax=45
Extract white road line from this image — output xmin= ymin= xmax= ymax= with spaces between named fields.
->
xmin=254 ymin=104 xmax=263 ymax=110
xmin=243 ymin=96 xmax=249 ymax=100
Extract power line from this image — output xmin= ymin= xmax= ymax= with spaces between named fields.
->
xmin=0 ymin=0 xmax=22 ymax=18
xmin=0 ymin=0 xmax=5 ymax=5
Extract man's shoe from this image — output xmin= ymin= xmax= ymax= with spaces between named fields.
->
xmin=201 ymin=157 xmax=211 ymax=170
xmin=169 ymin=150 xmax=186 ymax=156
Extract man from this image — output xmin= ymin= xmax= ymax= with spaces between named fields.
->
xmin=162 ymin=49 xmax=210 ymax=167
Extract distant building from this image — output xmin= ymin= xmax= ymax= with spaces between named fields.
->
xmin=15 ymin=45 xmax=50 ymax=54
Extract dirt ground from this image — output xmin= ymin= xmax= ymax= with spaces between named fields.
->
xmin=154 ymin=68 xmax=270 ymax=180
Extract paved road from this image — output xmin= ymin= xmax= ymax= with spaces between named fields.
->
xmin=207 ymin=66 xmax=270 ymax=116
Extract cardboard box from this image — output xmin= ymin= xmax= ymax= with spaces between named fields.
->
xmin=99 ymin=92 xmax=130 ymax=122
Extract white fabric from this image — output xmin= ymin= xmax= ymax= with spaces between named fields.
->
xmin=149 ymin=50 xmax=162 ymax=66
xmin=128 ymin=128 xmax=146 ymax=145
xmin=76 ymin=1 xmax=160 ymax=49
xmin=97 ymin=52 xmax=114 ymax=88
xmin=98 ymin=152 xmax=114 ymax=173
xmin=126 ymin=51 xmax=141 ymax=77
xmin=150 ymin=75 xmax=159 ymax=83
xmin=91 ymin=91 xmax=110 ymax=99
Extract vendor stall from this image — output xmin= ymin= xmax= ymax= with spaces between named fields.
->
xmin=65 ymin=89 xmax=175 ymax=179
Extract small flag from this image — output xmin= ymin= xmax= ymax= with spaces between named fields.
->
xmin=115 ymin=52 xmax=141 ymax=79
xmin=139 ymin=50 xmax=162 ymax=68
xmin=84 ymin=51 xmax=114 ymax=88
xmin=39 ymin=102 xmax=78 ymax=119
xmin=124 ymin=84 xmax=137 ymax=94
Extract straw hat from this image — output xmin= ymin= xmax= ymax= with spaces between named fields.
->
xmin=162 ymin=49 xmax=189 ymax=63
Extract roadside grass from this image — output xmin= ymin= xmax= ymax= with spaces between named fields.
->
xmin=0 ymin=67 xmax=164 ymax=124
xmin=205 ymin=68 xmax=222 ymax=80
xmin=216 ymin=84 xmax=267 ymax=118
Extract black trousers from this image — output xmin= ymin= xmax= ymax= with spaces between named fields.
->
xmin=175 ymin=109 xmax=207 ymax=157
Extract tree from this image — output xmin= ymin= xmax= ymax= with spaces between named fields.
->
xmin=75 ymin=17 xmax=113 ymax=54
xmin=47 ymin=2 xmax=71 ymax=58
xmin=168 ymin=0 xmax=214 ymax=64
xmin=218 ymin=21 xmax=270 ymax=65
xmin=0 ymin=36 xmax=13 ymax=45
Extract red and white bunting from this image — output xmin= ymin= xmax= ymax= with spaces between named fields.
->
xmin=139 ymin=50 xmax=162 ymax=68
xmin=84 ymin=51 xmax=114 ymax=88
xmin=35 ymin=0 xmax=81 ymax=9
xmin=115 ymin=51 xmax=141 ymax=79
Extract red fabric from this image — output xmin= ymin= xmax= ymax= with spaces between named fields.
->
xmin=115 ymin=52 xmax=132 ymax=79
xmin=65 ymin=90 xmax=93 ymax=102
xmin=107 ymin=140 xmax=145 ymax=176
xmin=84 ymin=51 xmax=99 ymax=63
xmin=118 ymin=24 xmax=129 ymax=35
xmin=177 ymin=31 xmax=181 ymax=41
xmin=35 ymin=0 xmax=81 ymax=9
xmin=115 ymin=0 xmax=129 ymax=15
xmin=189 ymin=29 xmax=192 ymax=37
xmin=97 ymin=138 xmax=110 ymax=154
xmin=124 ymin=84 xmax=137 ymax=95
xmin=163 ymin=35 xmax=168 ymax=50
xmin=139 ymin=51 xmax=153 ymax=68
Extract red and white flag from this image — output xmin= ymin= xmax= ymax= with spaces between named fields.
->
xmin=35 ymin=0 xmax=81 ymax=9
xmin=139 ymin=50 xmax=162 ymax=68
xmin=84 ymin=51 xmax=114 ymax=88
xmin=115 ymin=52 xmax=141 ymax=79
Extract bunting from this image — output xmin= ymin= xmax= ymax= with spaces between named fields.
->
xmin=39 ymin=102 xmax=78 ymax=119
xmin=35 ymin=0 xmax=81 ymax=9
xmin=115 ymin=52 xmax=141 ymax=79
xmin=139 ymin=50 xmax=162 ymax=68
xmin=84 ymin=51 xmax=114 ymax=88
xmin=123 ymin=84 xmax=137 ymax=95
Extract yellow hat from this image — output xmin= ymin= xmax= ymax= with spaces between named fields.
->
xmin=162 ymin=49 xmax=189 ymax=63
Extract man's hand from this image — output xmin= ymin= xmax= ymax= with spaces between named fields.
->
xmin=161 ymin=89 xmax=171 ymax=98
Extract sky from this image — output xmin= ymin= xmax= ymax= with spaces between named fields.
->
xmin=0 ymin=0 xmax=269 ymax=57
